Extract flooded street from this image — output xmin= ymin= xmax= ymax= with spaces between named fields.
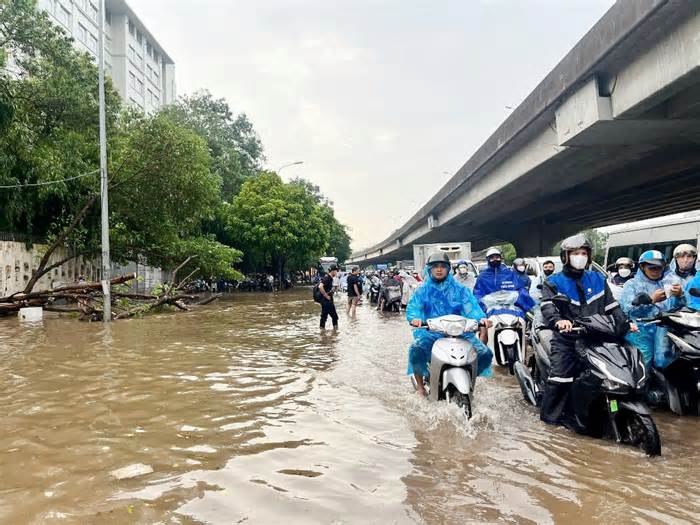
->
xmin=2 ymin=288 xmax=700 ymax=524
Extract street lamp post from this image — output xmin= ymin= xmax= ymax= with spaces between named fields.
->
xmin=277 ymin=161 xmax=304 ymax=174
xmin=97 ymin=0 xmax=111 ymax=322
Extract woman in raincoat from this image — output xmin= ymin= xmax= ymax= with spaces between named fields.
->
xmin=620 ymin=250 xmax=685 ymax=369
xmin=406 ymin=252 xmax=493 ymax=396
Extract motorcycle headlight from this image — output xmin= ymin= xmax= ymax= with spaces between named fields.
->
xmin=602 ymin=379 xmax=628 ymax=392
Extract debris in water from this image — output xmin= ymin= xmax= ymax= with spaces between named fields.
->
xmin=110 ymin=463 xmax=154 ymax=480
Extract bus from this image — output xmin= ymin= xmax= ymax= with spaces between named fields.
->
xmin=603 ymin=215 xmax=700 ymax=269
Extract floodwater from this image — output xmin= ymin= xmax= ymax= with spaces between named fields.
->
xmin=1 ymin=289 xmax=700 ymax=524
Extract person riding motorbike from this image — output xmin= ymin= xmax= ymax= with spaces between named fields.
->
xmin=611 ymin=257 xmax=635 ymax=287
xmin=620 ymin=250 xmax=686 ymax=369
xmin=670 ymin=243 xmax=698 ymax=287
xmin=512 ymin=258 xmax=531 ymax=290
xmin=474 ymin=247 xmax=535 ymax=341
xmin=539 ymin=234 xmax=637 ymax=425
xmin=454 ymin=260 xmax=475 ymax=290
xmin=406 ymin=252 xmax=493 ymax=397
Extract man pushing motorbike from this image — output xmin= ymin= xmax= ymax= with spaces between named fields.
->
xmin=406 ymin=252 xmax=493 ymax=397
xmin=539 ymin=234 xmax=638 ymax=425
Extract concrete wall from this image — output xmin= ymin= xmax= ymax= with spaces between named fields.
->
xmin=0 ymin=240 xmax=166 ymax=296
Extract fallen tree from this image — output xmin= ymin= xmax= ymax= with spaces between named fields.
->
xmin=0 ymin=268 xmax=219 ymax=321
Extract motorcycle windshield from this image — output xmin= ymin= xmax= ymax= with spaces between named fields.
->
xmin=668 ymin=311 xmax=700 ymax=329
xmin=481 ymin=291 xmax=519 ymax=313
xmin=577 ymin=314 xmax=618 ymax=337
xmin=481 ymin=290 xmax=518 ymax=310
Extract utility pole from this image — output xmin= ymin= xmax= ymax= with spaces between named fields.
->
xmin=97 ymin=0 xmax=111 ymax=322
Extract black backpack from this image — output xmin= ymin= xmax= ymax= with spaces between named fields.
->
xmin=312 ymin=282 xmax=323 ymax=303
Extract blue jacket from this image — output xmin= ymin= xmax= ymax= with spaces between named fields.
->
xmin=620 ymin=269 xmax=686 ymax=320
xmin=406 ymin=270 xmax=485 ymax=323
xmin=473 ymin=263 xmax=535 ymax=315
xmin=541 ymin=269 xmax=627 ymax=332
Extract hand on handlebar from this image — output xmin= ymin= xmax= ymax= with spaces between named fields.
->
xmin=556 ymin=320 xmax=573 ymax=333
xmin=410 ymin=319 xmax=423 ymax=328
xmin=629 ymin=322 xmax=640 ymax=333
xmin=479 ymin=318 xmax=492 ymax=328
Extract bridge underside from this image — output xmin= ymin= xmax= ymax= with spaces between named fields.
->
xmin=351 ymin=2 xmax=700 ymax=266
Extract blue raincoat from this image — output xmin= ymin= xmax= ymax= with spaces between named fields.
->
xmin=685 ymin=274 xmax=700 ymax=310
xmin=406 ymin=268 xmax=492 ymax=378
xmin=473 ymin=263 xmax=535 ymax=317
xmin=620 ymin=269 xmax=686 ymax=368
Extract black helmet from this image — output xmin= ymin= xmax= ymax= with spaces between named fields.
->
xmin=559 ymin=234 xmax=592 ymax=264
xmin=426 ymin=252 xmax=450 ymax=266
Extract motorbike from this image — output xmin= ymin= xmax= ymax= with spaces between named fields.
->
xmin=514 ymin=294 xmax=661 ymax=456
xmin=411 ymin=315 xmax=481 ymax=418
xmin=634 ymin=289 xmax=700 ymax=416
xmin=380 ymin=282 xmax=402 ymax=312
xmin=482 ymin=290 xmax=527 ymax=374
xmin=369 ymin=281 xmax=381 ymax=304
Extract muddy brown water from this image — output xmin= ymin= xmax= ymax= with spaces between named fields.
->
xmin=1 ymin=288 xmax=699 ymax=524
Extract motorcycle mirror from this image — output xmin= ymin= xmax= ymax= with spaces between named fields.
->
xmin=689 ymin=288 xmax=700 ymax=298
xmin=632 ymin=293 xmax=653 ymax=306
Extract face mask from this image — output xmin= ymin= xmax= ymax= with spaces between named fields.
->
xmin=569 ymin=254 xmax=588 ymax=270
xmin=516 ymin=265 xmax=525 ymax=273
xmin=543 ymin=269 xmax=554 ymax=276
xmin=618 ymin=267 xmax=632 ymax=278
xmin=488 ymin=259 xmax=501 ymax=268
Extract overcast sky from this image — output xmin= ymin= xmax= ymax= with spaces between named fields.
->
xmin=130 ymin=0 xmax=615 ymax=250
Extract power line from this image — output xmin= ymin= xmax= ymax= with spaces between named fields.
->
xmin=0 ymin=169 xmax=98 ymax=189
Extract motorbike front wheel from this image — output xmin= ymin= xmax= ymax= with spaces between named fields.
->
xmin=624 ymin=412 xmax=661 ymax=456
xmin=447 ymin=387 xmax=472 ymax=419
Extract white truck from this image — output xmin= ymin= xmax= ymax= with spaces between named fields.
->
xmin=413 ymin=242 xmax=472 ymax=270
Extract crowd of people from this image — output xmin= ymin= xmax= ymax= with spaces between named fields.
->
xmin=399 ymin=236 xmax=699 ymax=427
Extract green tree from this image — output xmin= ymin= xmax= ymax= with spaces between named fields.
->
xmin=160 ymin=90 xmax=264 ymax=201
xmin=227 ymin=172 xmax=330 ymax=279
xmin=0 ymin=0 xmax=121 ymax=239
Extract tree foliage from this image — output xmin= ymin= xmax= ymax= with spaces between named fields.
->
xmin=160 ymin=90 xmax=264 ymax=201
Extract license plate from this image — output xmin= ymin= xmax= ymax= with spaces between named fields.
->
xmin=609 ymin=399 xmax=619 ymax=413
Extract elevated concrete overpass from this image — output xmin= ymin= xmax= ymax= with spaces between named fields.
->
xmin=350 ymin=0 xmax=700 ymax=266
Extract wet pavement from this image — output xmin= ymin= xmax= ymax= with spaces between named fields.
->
xmin=1 ymin=288 xmax=700 ymax=524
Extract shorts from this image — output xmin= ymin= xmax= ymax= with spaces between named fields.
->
xmin=347 ymin=296 xmax=360 ymax=305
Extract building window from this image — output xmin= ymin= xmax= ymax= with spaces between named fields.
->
xmin=129 ymin=71 xmax=136 ymax=89
xmin=88 ymin=33 xmax=98 ymax=53
xmin=89 ymin=3 xmax=98 ymax=22
xmin=57 ymin=4 xmax=71 ymax=27
xmin=136 ymin=30 xmax=142 ymax=45
xmin=76 ymin=0 xmax=87 ymax=11
xmin=136 ymin=78 xmax=144 ymax=95
xmin=105 ymin=9 xmax=112 ymax=25
xmin=128 ymin=20 xmax=135 ymax=35
xmin=153 ymin=67 xmax=160 ymax=83
xmin=76 ymin=23 xmax=87 ymax=44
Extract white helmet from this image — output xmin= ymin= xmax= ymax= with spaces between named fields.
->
xmin=485 ymin=247 xmax=502 ymax=259
xmin=673 ymin=244 xmax=697 ymax=258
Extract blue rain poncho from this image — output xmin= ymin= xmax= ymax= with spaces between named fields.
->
xmin=685 ymin=274 xmax=700 ymax=310
xmin=406 ymin=267 xmax=492 ymax=378
xmin=473 ymin=263 xmax=536 ymax=317
xmin=620 ymin=268 xmax=686 ymax=368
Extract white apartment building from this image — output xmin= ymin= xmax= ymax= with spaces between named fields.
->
xmin=38 ymin=0 xmax=176 ymax=112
